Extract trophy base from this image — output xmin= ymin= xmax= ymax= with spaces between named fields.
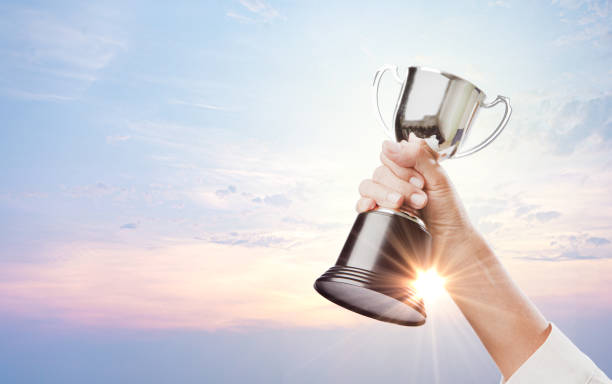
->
xmin=314 ymin=209 xmax=431 ymax=326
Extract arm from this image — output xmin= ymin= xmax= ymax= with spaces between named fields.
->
xmin=441 ymin=230 xmax=551 ymax=380
xmin=357 ymin=139 xmax=549 ymax=380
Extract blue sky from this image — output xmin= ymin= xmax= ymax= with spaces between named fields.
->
xmin=0 ymin=0 xmax=611 ymax=382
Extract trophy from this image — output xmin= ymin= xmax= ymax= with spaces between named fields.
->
xmin=314 ymin=66 xmax=512 ymax=326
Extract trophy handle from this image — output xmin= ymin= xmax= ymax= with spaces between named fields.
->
xmin=372 ymin=65 xmax=404 ymax=139
xmin=453 ymin=95 xmax=512 ymax=159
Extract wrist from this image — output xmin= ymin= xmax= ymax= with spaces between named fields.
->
xmin=434 ymin=227 xmax=496 ymax=289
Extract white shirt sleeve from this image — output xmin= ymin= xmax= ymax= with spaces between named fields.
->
xmin=502 ymin=323 xmax=611 ymax=384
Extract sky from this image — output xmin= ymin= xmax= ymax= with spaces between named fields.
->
xmin=0 ymin=0 xmax=611 ymax=382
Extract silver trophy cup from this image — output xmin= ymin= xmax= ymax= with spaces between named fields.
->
xmin=314 ymin=66 xmax=511 ymax=326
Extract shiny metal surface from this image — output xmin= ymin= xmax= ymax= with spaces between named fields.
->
xmin=373 ymin=66 xmax=512 ymax=159
xmin=375 ymin=207 xmax=426 ymax=230
xmin=314 ymin=209 xmax=431 ymax=326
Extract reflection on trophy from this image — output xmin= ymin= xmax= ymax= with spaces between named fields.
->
xmin=314 ymin=66 xmax=512 ymax=326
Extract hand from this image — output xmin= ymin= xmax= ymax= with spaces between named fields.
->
xmin=356 ymin=138 xmax=478 ymax=271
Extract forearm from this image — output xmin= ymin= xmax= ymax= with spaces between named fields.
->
xmin=443 ymin=230 xmax=550 ymax=380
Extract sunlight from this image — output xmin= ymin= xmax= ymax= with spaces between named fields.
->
xmin=412 ymin=269 xmax=447 ymax=302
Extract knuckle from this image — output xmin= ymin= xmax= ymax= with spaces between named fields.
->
xmin=380 ymin=155 xmax=396 ymax=172
xmin=398 ymin=167 xmax=414 ymax=181
xmin=372 ymin=166 xmax=386 ymax=181
xmin=416 ymin=140 xmax=429 ymax=156
xmin=358 ymin=179 xmax=371 ymax=194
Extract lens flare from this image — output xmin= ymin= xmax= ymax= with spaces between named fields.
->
xmin=412 ymin=269 xmax=446 ymax=302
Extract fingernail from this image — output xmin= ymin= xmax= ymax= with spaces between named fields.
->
xmin=383 ymin=141 xmax=401 ymax=154
xmin=409 ymin=177 xmax=424 ymax=189
xmin=410 ymin=193 xmax=426 ymax=207
xmin=387 ymin=192 xmax=402 ymax=204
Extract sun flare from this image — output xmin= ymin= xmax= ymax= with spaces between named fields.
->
xmin=412 ymin=269 xmax=447 ymax=302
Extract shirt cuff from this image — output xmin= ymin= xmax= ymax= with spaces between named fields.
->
xmin=503 ymin=323 xmax=609 ymax=384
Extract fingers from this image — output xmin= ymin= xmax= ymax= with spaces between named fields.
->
xmin=358 ymin=179 xmax=404 ymax=210
xmin=372 ymin=165 xmax=428 ymax=209
xmin=382 ymin=139 xmax=448 ymax=189
xmin=358 ymin=165 xmax=428 ymax=213
xmin=355 ymin=197 xmax=376 ymax=213
xmin=380 ymin=152 xmax=424 ymax=187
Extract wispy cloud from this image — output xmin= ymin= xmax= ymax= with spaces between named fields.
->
xmin=1 ymin=8 xmax=126 ymax=100
xmin=23 ymin=17 xmax=125 ymax=70
xmin=215 ymin=185 xmax=237 ymax=198
xmin=515 ymin=232 xmax=612 ymax=262
xmin=106 ymin=135 xmax=131 ymax=143
xmin=226 ymin=11 xmax=258 ymax=23
xmin=227 ymin=0 xmax=282 ymax=23
xmin=547 ymin=95 xmax=612 ymax=153
xmin=198 ymin=230 xmax=297 ymax=248
xmin=169 ymin=99 xmax=233 ymax=111
xmin=587 ymin=236 xmax=611 ymax=246
xmin=553 ymin=0 xmax=611 ymax=47
xmin=262 ymin=194 xmax=291 ymax=206
xmin=515 ymin=203 xmax=538 ymax=217
xmin=3 ymin=89 xmax=74 ymax=102
xmin=488 ymin=0 xmax=510 ymax=8
xmin=529 ymin=210 xmax=562 ymax=222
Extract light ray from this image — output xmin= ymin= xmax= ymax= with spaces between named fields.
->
xmin=412 ymin=269 xmax=447 ymax=303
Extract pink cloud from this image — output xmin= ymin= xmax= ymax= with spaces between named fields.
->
xmin=0 ymin=239 xmax=364 ymax=330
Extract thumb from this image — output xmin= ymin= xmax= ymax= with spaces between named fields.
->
xmin=382 ymin=139 xmax=447 ymax=189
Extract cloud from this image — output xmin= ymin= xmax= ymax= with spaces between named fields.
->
xmin=531 ymin=211 xmax=562 ymax=222
xmin=554 ymin=22 xmax=611 ymax=46
xmin=227 ymin=0 xmax=282 ymax=23
xmin=488 ymin=0 xmax=510 ymax=8
xmin=2 ymin=89 xmax=74 ymax=102
xmin=23 ymin=13 xmax=126 ymax=70
xmin=515 ymin=204 xmax=538 ymax=217
xmin=120 ymin=223 xmax=138 ymax=229
xmin=1 ymin=9 xmax=126 ymax=100
xmin=225 ymin=11 xmax=258 ymax=23
xmin=62 ymin=182 xmax=116 ymax=198
xmin=466 ymin=198 xmax=509 ymax=223
xmin=551 ymin=250 xmax=601 ymax=261
xmin=517 ymin=232 xmax=612 ymax=261
xmin=587 ymin=236 xmax=611 ymax=246
xmin=0 ymin=239 xmax=349 ymax=330
xmin=60 ymin=182 xmax=139 ymax=204
xmin=106 ymin=135 xmax=131 ymax=143
xmin=281 ymin=216 xmax=343 ymax=231
xmin=547 ymin=95 xmax=612 ymax=153
xmin=200 ymin=231 xmax=293 ymax=248
xmin=239 ymin=0 xmax=280 ymax=19
xmin=263 ymin=194 xmax=291 ymax=207
xmin=478 ymin=221 xmax=502 ymax=234
xmin=552 ymin=0 xmax=611 ymax=47
xmin=168 ymin=99 xmax=232 ymax=111
xmin=215 ymin=185 xmax=237 ymax=198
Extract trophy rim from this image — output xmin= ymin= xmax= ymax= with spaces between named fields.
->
xmin=407 ymin=66 xmax=486 ymax=97
xmin=373 ymin=208 xmax=427 ymax=232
